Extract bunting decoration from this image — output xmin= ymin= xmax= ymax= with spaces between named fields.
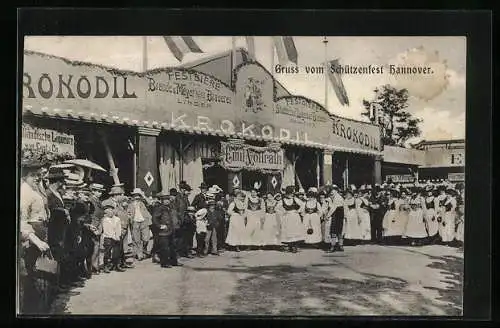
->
xmin=162 ymin=36 xmax=204 ymax=62
xmin=327 ymin=59 xmax=350 ymax=106
xmin=273 ymin=36 xmax=298 ymax=65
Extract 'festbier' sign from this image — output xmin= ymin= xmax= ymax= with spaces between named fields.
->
xmin=221 ymin=142 xmax=284 ymax=172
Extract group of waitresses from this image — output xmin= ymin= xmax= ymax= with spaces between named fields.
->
xmin=19 ymin=158 xmax=465 ymax=314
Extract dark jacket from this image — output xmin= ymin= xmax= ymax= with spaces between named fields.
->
xmin=206 ymin=210 xmax=221 ymax=230
xmin=175 ymin=193 xmax=190 ymax=227
xmin=192 ymin=193 xmax=207 ymax=210
xmin=152 ymin=204 xmax=175 ymax=236
xmin=46 ymin=187 xmax=69 ymax=261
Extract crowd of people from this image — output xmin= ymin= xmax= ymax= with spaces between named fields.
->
xmin=19 ymin=159 xmax=465 ymax=314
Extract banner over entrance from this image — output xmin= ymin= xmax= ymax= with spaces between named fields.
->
xmin=220 ymin=142 xmax=284 ymax=172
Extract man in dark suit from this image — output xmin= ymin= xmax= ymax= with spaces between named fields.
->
xmin=369 ymin=184 xmax=387 ymax=244
xmin=204 ymin=200 xmax=221 ymax=256
xmin=191 ymin=182 xmax=209 ymax=210
xmin=83 ymin=183 xmax=104 ymax=275
xmin=152 ymin=190 xmax=181 ymax=268
xmin=45 ymin=170 xmax=73 ymax=289
xmin=175 ymin=181 xmax=194 ymax=258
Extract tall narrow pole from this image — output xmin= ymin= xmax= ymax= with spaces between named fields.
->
xmin=231 ymin=36 xmax=236 ymax=86
xmin=323 ymin=36 xmax=329 ymax=110
xmin=271 ymin=37 xmax=275 ymax=78
xmin=142 ymin=36 xmax=148 ymax=72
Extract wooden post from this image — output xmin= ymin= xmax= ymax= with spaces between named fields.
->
xmin=322 ymin=149 xmax=333 ymax=186
xmin=99 ymin=131 xmax=120 ymax=186
xmin=373 ymin=155 xmax=382 ymax=185
xmin=136 ymin=127 xmax=160 ymax=197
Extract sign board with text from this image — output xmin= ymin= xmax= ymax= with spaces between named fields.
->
xmin=221 ymin=142 xmax=284 ymax=172
xmin=385 ymin=174 xmax=415 ymax=183
xmin=22 ymin=123 xmax=75 ymax=156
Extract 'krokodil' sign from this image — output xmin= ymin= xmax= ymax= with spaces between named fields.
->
xmin=22 ymin=52 xmax=381 ymax=154
xmin=221 ymin=142 xmax=284 ymax=172
xmin=22 ymin=123 xmax=75 ymax=156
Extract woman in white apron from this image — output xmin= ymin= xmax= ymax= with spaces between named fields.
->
xmin=423 ymin=185 xmax=439 ymax=244
xmin=261 ymin=193 xmax=280 ymax=247
xmin=319 ymin=191 xmax=331 ymax=248
xmin=303 ymin=187 xmax=323 ymax=246
xmin=279 ymin=186 xmax=305 ymax=253
xmin=245 ymin=186 xmax=265 ymax=248
xmin=355 ymin=186 xmax=372 ymax=243
xmin=225 ymin=191 xmax=247 ymax=252
xmin=403 ymin=188 xmax=428 ymax=245
xmin=382 ymin=188 xmax=401 ymax=244
xmin=398 ymin=189 xmax=411 ymax=244
xmin=440 ymin=187 xmax=457 ymax=244
xmin=343 ymin=187 xmax=359 ymax=243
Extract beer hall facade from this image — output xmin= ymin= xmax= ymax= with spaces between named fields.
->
xmin=21 ymin=49 xmax=383 ymax=197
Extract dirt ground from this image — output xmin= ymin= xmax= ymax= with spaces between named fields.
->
xmin=51 ymin=244 xmax=463 ymax=316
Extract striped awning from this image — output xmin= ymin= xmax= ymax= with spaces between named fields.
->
xmin=22 ymin=105 xmax=382 ymax=157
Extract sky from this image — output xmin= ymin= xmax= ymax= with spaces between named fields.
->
xmin=24 ymin=36 xmax=466 ymax=142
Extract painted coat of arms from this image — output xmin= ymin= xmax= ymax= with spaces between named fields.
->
xmin=243 ymin=77 xmax=265 ymax=113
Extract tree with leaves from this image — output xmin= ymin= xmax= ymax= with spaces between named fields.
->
xmin=362 ymin=84 xmax=422 ymax=147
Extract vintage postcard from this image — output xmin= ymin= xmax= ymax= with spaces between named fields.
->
xmin=19 ymin=34 xmax=466 ymax=316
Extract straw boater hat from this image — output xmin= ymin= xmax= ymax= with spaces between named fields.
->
xmin=195 ymin=208 xmax=207 ymax=220
xmin=89 ymin=183 xmax=105 ymax=192
xmin=131 ymin=187 xmax=146 ymax=197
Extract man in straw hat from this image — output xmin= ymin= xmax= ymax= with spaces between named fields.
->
xmin=19 ymin=159 xmax=52 ymax=313
xmin=152 ymin=190 xmax=179 ymax=268
xmin=126 ymin=188 xmax=153 ymax=261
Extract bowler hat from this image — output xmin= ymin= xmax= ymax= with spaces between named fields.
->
xmin=179 ymin=181 xmax=192 ymax=191
xmin=169 ymin=188 xmax=178 ymax=196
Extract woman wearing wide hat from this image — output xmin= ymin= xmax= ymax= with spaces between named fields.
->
xmin=423 ymin=184 xmax=439 ymax=244
xmin=279 ymin=186 xmax=305 ymax=253
xmin=302 ymin=187 xmax=323 ymax=246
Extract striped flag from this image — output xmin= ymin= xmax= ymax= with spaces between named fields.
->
xmin=245 ymin=36 xmax=256 ymax=58
xmin=273 ymin=36 xmax=298 ymax=65
xmin=162 ymin=36 xmax=203 ymax=62
xmin=327 ymin=59 xmax=349 ymax=106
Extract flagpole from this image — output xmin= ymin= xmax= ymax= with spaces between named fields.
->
xmin=271 ymin=37 xmax=275 ymax=78
xmin=231 ymin=36 xmax=236 ymax=86
xmin=142 ymin=36 xmax=148 ymax=72
xmin=323 ymin=36 xmax=329 ymax=110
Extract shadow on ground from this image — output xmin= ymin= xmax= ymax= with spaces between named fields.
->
xmin=190 ymin=250 xmax=463 ymax=316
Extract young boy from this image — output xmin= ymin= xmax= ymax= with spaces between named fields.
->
xmin=101 ymin=200 xmax=123 ymax=273
xmin=195 ymin=208 xmax=208 ymax=257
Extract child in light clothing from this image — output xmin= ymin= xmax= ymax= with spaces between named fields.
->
xmin=101 ymin=201 xmax=122 ymax=273
xmin=195 ymin=208 xmax=208 ymax=256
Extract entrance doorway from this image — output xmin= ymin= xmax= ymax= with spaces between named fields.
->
xmin=294 ymin=148 xmax=319 ymax=190
xmin=202 ymin=161 xmax=228 ymax=192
